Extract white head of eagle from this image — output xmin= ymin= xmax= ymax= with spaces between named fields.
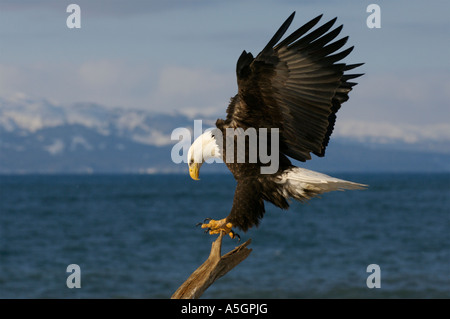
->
xmin=187 ymin=129 xmax=221 ymax=180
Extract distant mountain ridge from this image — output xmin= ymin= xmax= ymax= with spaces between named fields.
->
xmin=0 ymin=98 xmax=449 ymax=173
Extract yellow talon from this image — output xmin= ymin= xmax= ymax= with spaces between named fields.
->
xmin=200 ymin=218 xmax=238 ymax=239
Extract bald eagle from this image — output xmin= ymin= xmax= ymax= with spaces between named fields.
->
xmin=187 ymin=12 xmax=366 ymax=239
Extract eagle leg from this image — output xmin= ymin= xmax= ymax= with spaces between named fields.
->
xmin=199 ymin=218 xmax=240 ymax=241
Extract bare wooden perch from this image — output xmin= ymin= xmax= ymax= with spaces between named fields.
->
xmin=171 ymin=232 xmax=252 ymax=299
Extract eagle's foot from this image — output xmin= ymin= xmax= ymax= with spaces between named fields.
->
xmin=199 ymin=218 xmax=240 ymax=240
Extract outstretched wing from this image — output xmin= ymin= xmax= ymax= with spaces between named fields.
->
xmin=221 ymin=12 xmax=363 ymax=162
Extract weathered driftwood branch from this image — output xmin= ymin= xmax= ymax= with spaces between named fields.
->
xmin=171 ymin=232 xmax=252 ymax=299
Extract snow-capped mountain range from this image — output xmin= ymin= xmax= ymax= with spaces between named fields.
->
xmin=0 ymin=97 xmax=449 ymax=173
xmin=0 ymin=97 xmax=195 ymax=146
xmin=0 ymin=97 xmax=201 ymax=173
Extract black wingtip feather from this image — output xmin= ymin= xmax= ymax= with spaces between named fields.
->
xmin=322 ymin=46 xmax=354 ymax=65
xmin=288 ymin=17 xmax=337 ymax=50
xmin=309 ymin=35 xmax=348 ymax=58
xmin=344 ymin=63 xmax=365 ymax=71
xmin=342 ymin=73 xmax=364 ymax=81
xmin=275 ymin=14 xmax=323 ymax=50
xmin=259 ymin=12 xmax=296 ymax=57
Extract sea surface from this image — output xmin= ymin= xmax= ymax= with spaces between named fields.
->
xmin=0 ymin=173 xmax=449 ymax=298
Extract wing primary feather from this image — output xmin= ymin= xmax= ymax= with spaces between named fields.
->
xmin=344 ymin=63 xmax=365 ymax=71
xmin=259 ymin=12 xmax=296 ymax=57
xmin=339 ymin=81 xmax=359 ymax=88
xmin=303 ymin=25 xmax=344 ymax=53
xmin=288 ymin=17 xmax=337 ymax=50
xmin=342 ymin=73 xmax=364 ymax=81
xmin=321 ymin=46 xmax=354 ymax=64
xmin=274 ymin=14 xmax=323 ymax=50
xmin=309 ymin=36 xmax=349 ymax=58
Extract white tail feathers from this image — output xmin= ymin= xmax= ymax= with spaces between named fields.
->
xmin=274 ymin=167 xmax=367 ymax=202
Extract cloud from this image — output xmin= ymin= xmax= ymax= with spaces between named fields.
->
xmin=0 ymin=60 xmax=156 ymax=110
xmin=132 ymin=130 xmax=171 ymax=146
xmin=151 ymin=66 xmax=234 ymax=116
xmin=330 ymin=69 xmax=450 ymax=148
xmin=337 ymin=70 xmax=450 ymax=126
xmin=0 ymin=60 xmax=234 ymax=116
xmin=78 ymin=60 xmax=124 ymax=88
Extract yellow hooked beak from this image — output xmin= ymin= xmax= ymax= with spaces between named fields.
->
xmin=189 ymin=163 xmax=200 ymax=180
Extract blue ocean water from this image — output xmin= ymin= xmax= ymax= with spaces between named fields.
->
xmin=0 ymin=173 xmax=449 ymax=298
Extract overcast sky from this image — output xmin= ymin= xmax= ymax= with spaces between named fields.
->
xmin=0 ymin=0 xmax=449 ymax=143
